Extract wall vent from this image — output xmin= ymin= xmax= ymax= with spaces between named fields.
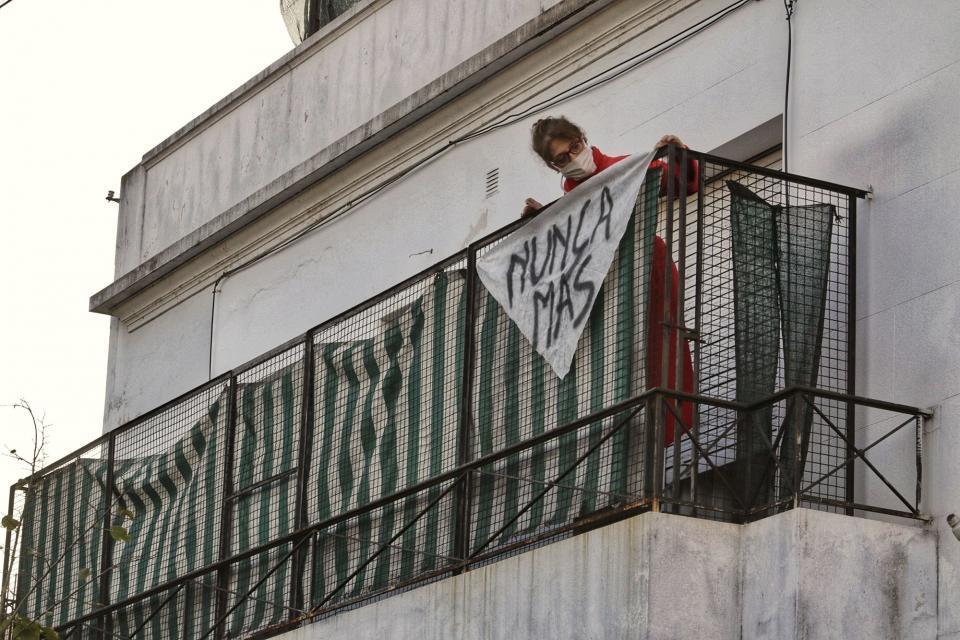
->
xmin=485 ymin=168 xmax=500 ymax=198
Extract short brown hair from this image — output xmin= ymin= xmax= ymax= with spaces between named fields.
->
xmin=531 ymin=116 xmax=585 ymax=164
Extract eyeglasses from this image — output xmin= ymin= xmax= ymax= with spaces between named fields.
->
xmin=550 ymin=139 xmax=586 ymax=168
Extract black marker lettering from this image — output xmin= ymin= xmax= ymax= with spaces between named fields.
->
xmin=555 ymin=271 xmax=575 ymax=341
xmin=506 ymin=241 xmax=530 ymax=307
xmin=572 ymin=254 xmax=596 ymax=328
xmin=549 ymin=217 xmax=571 ymax=274
xmin=532 ymin=283 xmax=555 ymax=350
xmin=572 ymin=201 xmax=591 ymax=262
xmin=591 ymin=186 xmax=614 ymax=242
xmin=529 ymin=235 xmax=552 ymax=286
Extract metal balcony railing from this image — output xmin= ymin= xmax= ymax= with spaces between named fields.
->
xmin=1 ymin=148 xmax=928 ymax=640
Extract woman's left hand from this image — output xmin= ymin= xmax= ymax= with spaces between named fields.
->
xmin=522 ymin=197 xmax=544 ymax=218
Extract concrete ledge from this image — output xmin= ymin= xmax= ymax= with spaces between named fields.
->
xmin=742 ymin=509 xmax=937 ymax=640
xmin=273 ymin=509 xmax=936 ymax=640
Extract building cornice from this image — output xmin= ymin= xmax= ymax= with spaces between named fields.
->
xmin=92 ymin=0 xmax=698 ymax=326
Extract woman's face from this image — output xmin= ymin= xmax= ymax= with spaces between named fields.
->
xmin=547 ymin=137 xmax=585 ymax=169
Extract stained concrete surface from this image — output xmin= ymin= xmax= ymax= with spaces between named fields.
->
xmin=273 ymin=509 xmax=936 ymax=640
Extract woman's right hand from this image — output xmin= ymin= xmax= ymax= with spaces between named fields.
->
xmin=522 ymin=197 xmax=543 ymax=218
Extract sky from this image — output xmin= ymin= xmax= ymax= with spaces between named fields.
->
xmin=0 ymin=1 xmax=292 ymax=497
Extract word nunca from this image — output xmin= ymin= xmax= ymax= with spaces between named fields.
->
xmin=505 ymin=185 xmax=617 ymax=350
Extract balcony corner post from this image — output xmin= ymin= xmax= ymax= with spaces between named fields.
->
xmin=290 ymin=332 xmax=316 ymax=619
xmin=96 ymin=431 xmax=117 ymax=640
xmin=453 ymin=245 xmax=480 ymax=571
xmin=845 ymin=193 xmax=858 ymax=515
xmin=2 ymin=484 xmax=15 ymax=609
xmin=214 ymin=373 xmax=239 ymax=639
xmin=793 ymin=391 xmax=803 ymax=510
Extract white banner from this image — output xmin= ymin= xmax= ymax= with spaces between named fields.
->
xmin=476 ymin=150 xmax=655 ymax=378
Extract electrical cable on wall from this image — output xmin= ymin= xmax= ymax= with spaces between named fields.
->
xmin=782 ymin=0 xmax=796 ymax=174
xmin=207 ymin=0 xmax=754 ymax=378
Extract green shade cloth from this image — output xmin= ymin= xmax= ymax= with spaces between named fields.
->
xmin=306 ymin=271 xmax=466 ymax=607
xmin=15 ymin=459 xmax=107 ymax=628
xmin=728 ymin=181 xmax=781 ymax=502
xmin=776 ymin=202 xmax=835 ymax=493
xmin=727 ymin=181 xmax=835 ymax=502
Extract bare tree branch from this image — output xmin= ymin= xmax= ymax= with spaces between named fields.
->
xmin=1 ymin=400 xmax=54 ymax=638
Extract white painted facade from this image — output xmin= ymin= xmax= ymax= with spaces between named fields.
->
xmin=93 ymin=0 xmax=960 ymax=636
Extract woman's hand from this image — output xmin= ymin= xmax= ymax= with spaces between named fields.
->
xmin=522 ymin=197 xmax=543 ymax=218
xmin=655 ymin=134 xmax=688 ymax=149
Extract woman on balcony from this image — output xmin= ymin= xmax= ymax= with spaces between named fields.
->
xmin=521 ymin=116 xmax=696 ymax=446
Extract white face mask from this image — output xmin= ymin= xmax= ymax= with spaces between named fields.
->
xmin=559 ymin=145 xmax=596 ymax=180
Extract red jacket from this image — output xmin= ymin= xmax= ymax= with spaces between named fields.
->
xmin=561 ymin=147 xmax=696 ymax=447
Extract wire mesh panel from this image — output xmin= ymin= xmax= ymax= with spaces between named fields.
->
xmin=10 ymin=442 xmax=108 ymax=630
xmin=306 ymin=478 xmax=460 ymax=613
xmin=182 ymin=573 xmax=221 ymax=639
xmin=108 ymin=379 xmax=230 ymax=618
xmin=232 ymin=346 xmax=304 ymax=497
xmin=657 ymin=394 xmax=750 ymax=520
xmin=795 ymin=395 xmax=847 ymax=509
xmin=303 ymin=260 xmax=468 ymax=606
xmin=223 ymin=542 xmax=297 ymax=638
xmin=228 ymin=346 xmax=304 ymax=553
xmin=468 ymin=408 xmax=646 ymax=558
xmin=108 ymin=579 xmax=188 ymax=640
xmin=676 ymin=152 xmax=852 ymax=515
xmin=217 ymin=346 xmax=306 ymax=638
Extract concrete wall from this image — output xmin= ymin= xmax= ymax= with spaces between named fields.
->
xmin=923 ymin=398 xmax=960 ymax=640
xmin=114 ymin=0 xmax=566 ymax=276
xmin=794 ymin=3 xmax=960 ymax=635
xmin=102 ymin=290 xmax=213 ymax=428
xmin=267 ymin=509 xmax=935 ymax=640
xmin=741 ymin=509 xmax=937 ymax=639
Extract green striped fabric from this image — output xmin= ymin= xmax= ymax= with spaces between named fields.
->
xmin=14 ymin=394 xmax=229 ymax=633
xmin=226 ymin=365 xmax=302 ymax=636
xmin=110 ymin=396 xmax=227 ymax=637
xmin=469 ymin=170 xmax=659 ymax=552
xmin=306 ymin=271 xmax=466 ymax=607
xmin=110 ymin=370 xmax=301 ymax=638
xmin=16 ymin=386 xmax=225 ymax=636
xmin=15 ymin=459 xmax=107 ymax=628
